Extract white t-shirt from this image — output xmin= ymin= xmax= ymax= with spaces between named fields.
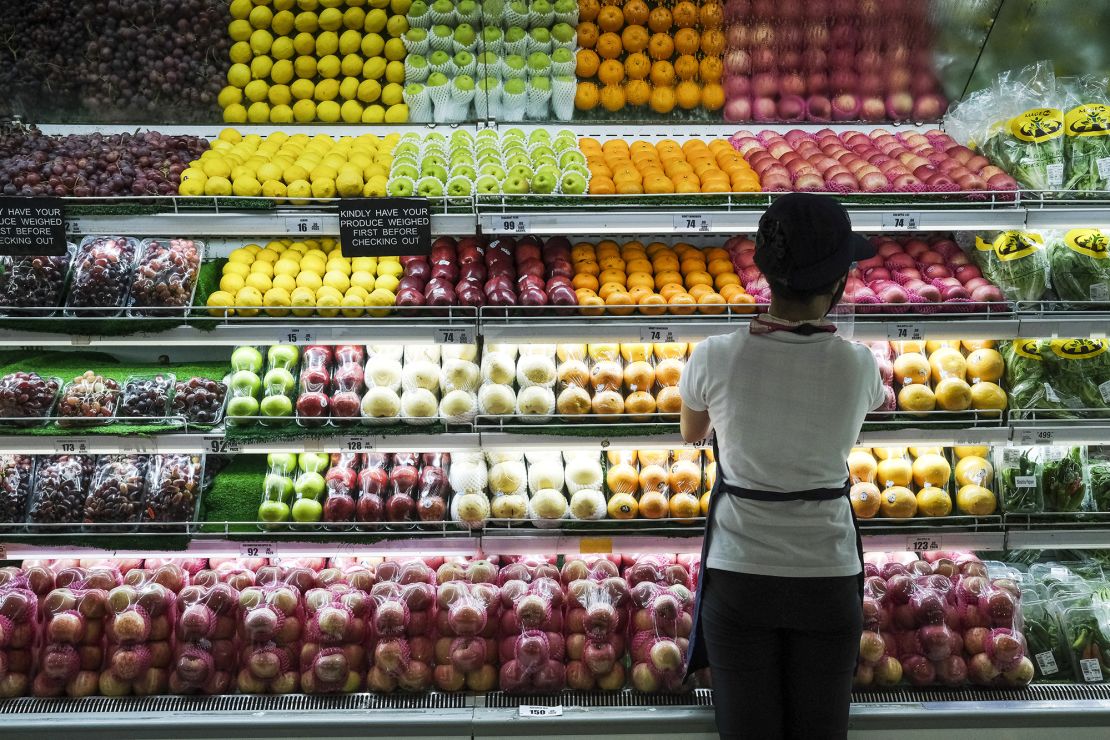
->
xmin=679 ymin=326 xmax=886 ymax=577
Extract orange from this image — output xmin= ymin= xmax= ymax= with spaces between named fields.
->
xmin=597 ymin=6 xmax=624 ymax=33
xmin=647 ymin=6 xmax=672 ymax=33
xmin=596 ymin=32 xmax=622 ymax=59
xmin=698 ymin=292 xmax=726 ymax=314
xmin=668 ymin=292 xmax=697 ymax=315
xmin=621 ymin=79 xmax=649 ymax=106
xmin=672 ymin=0 xmax=698 ymax=27
xmin=589 ymin=177 xmax=615 ymax=195
xmin=685 ymin=271 xmax=712 ymax=289
xmin=615 ymin=180 xmax=644 ymax=194
xmin=644 ymin=173 xmax=675 ymax=194
xmin=701 ymin=1 xmax=724 ymax=28
xmin=605 ymin=291 xmax=635 ymax=315
xmin=627 ymin=272 xmax=655 ymax=290
xmin=850 ymin=482 xmax=882 ymax=518
xmin=705 ymin=247 xmax=728 ymax=261
xmin=680 ymin=258 xmax=706 ymax=274
xmin=674 ymin=54 xmax=699 ymax=81
xmin=575 ymin=82 xmax=600 ymax=110
xmin=622 ymin=52 xmax=650 ymax=81
xmin=650 ymin=85 xmax=676 ymax=113
xmin=714 ymin=273 xmax=741 ymax=290
xmin=638 ymin=293 xmax=667 ymax=315
xmin=600 ymin=254 xmax=626 ymax=270
xmin=648 ymin=33 xmax=674 ymax=60
xmin=728 ymin=292 xmax=757 ymax=313
xmin=674 ymin=29 xmax=700 ymax=56
xmin=701 ymin=83 xmax=725 ymax=111
xmin=701 ymin=178 xmax=730 ymax=193
xmin=621 ymin=24 xmax=648 ymax=53
xmin=579 ymin=0 xmax=600 ymax=22
xmin=576 ymin=49 xmax=600 ymax=77
xmin=688 ymin=284 xmax=713 ymax=300
xmin=575 ymin=259 xmax=600 ymax=276
xmin=626 ymin=258 xmax=653 ymax=273
xmin=653 ymin=256 xmax=681 ymax=273
xmin=579 ymin=294 xmax=605 ymax=315
xmin=718 ymin=284 xmax=744 ymax=301
xmin=574 ymin=288 xmax=598 ymax=302
xmin=598 ymin=59 xmax=625 ymax=86
xmin=577 ymin=22 xmax=599 ymax=49
xmin=627 ymin=285 xmax=652 ymax=303
xmin=655 ymin=270 xmax=683 ymax=290
xmin=598 ymin=281 xmax=627 ymax=300
xmin=706 ymin=258 xmax=732 ymax=277
xmin=649 ymin=60 xmax=675 ymax=86
xmin=572 ymin=274 xmax=600 ymax=292
xmin=659 ymin=283 xmax=686 ymax=301
xmin=599 ymin=269 xmax=627 ymax=287
xmin=700 ymin=56 xmax=723 ymax=82
xmin=701 ymin=29 xmax=725 ymax=56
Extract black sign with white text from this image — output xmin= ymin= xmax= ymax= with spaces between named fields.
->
xmin=0 ymin=197 xmax=66 ymax=256
xmin=338 ymin=198 xmax=431 ymax=256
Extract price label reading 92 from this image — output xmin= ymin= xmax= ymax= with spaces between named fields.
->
xmin=239 ymin=542 xmax=275 ymax=559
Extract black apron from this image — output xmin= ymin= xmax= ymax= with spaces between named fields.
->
xmin=684 ymin=431 xmax=865 ymax=678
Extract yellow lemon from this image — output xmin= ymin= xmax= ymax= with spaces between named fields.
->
xmin=325 ymin=258 xmax=351 ymax=276
xmin=341 ymin=294 xmax=366 ymax=318
xmin=245 ymin=273 xmax=272 ymax=293
xmin=367 ymin=287 xmax=395 ymax=317
xmin=290 ymin=287 xmax=316 ymax=317
xmin=954 ymin=445 xmax=990 ymax=460
xmin=350 ymin=271 xmax=376 ymax=293
xmin=955 ymin=456 xmax=994 ymax=488
xmin=362 ymin=105 xmax=386 ymax=123
xmin=315 ymin=292 xmax=341 ymax=317
xmin=273 ymin=258 xmax=301 ymax=276
xmin=296 ymin=271 xmax=323 ymax=291
xmin=249 ymin=261 xmax=274 ymax=278
xmin=300 ymin=256 xmax=327 ymax=275
xmin=232 ymin=176 xmax=263 ymax=197
xmin=956 ymin=485 xmax=997 ymax=516
xmin=311 ymin=178 xmax=337 ymax=198
xmin=377 ymin=260 xmax=403 ymax=279
xmin=916 ymin=488 xmax=952 ymax=517
xmin=235 ymin=287 xmax=264 ymax=317
xmin=219 ymin=273 xmax=246 ymax=293
xmin=374 ymin=274 xmax=399 ymax=293
xmin=202 ymin=159 xmax=232 ymax=178
xmin=206 ymin=291 xmax=236 ymax=317
xmin=317 ymin=100 xmax=341 ymax=122
xmin=286 ymin=179 xmax=312 ymax=204
xmin=264 ymin=287 xmax=291 ymax=317
xmin=262 ymin=178 xmax=288 ymax=197
xmin=179 ymin=178 xmax=205 ymax=195
xmin=272 ymin=274 xmax=298 ymax=293
xmin=363 ymin=175 xmax=387 ymax=196
xmin=352 ymin=257 xmax=377 ymax=273
xmin=223 ymin=263 xmax=251 ymax=280
xmin=323 ymin=271 xmax=350 ymax=293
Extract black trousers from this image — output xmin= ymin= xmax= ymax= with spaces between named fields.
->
xmin=700 ymin=567 xmax=862 ymax=740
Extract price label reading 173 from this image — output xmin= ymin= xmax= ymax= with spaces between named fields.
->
xmin=492 ymin=215 xmax=529 ymax=234
xmin=882 ymin=211 xmax=922 ymax=231
xmin=53 ymin=438 xmax=90 ymax=454
xmin=239 ymin=542 xmax=275 ymax=559
xmin=908 ymin=536 xmax=941 ymax=553
xmin=673 ymin=214 xmax=712 ymax=232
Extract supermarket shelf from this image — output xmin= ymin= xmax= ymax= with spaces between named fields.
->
xmin=1024 ymin=205 xmax=1110 ymax=229
xmin=1003 ymin=513 xmax=1110 ymax=550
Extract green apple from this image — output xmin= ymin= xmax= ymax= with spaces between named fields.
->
xmin=508 ymin=0 xmax=527 ymax=16
xmin=551 ymin=23 xmax=574 ymax=44
xmin=264 ymin=472 xmax=295 ymax=502
xmin=504 ymin=127 xmax=526 ymax=140
xmin=409 ymin=0 xmax=429 ymax=14
xmin=551 ymin=46 xmax=572 ymax=64
xmin=553 ymin=0 xmax=576 ymax=14
xmin=503 ymin=54 xmax=525 ymax=73
xmin=560 ymin=171 xmax=588 ymax=195
xmin=531 ymin=145 xmax=555 ymax=161
xmin=532 ymin=170 xmax=557 ymax=194
xmin=431 ymin=24 xmax=452 ymax=40
xmin=531 ymin=154 xmax=556 ymax=170
xmin=530 ymin=76 xmax=552 ymax=93
xmin=417 ymin=176 xmax=445 ymax=197
xmin=394 ymin=141 xmax=421 ymax=157
xmin=421 ymin=162 xmax=448 ymax=182
xmin=479 ymin=163 xmax=507 ymax=180
xmin=263 ymin=368 xmax=296 ymax=396
xmin=405 ymin=28 xmax=427 ymax=43
xmin=403 ymin=82 xmax=425 ymax=99
xmin=563 ymin=162 xmax=590 ymax=179
xmin=295 ymin=470 xmax=326 ymax=499
xmin=392 ymin=162 xmax=419 ymax=180
xmin=405 ymin=54 xmax=428 ymax=72
xmin=229 ymin=370 xmax=261 ymax=398
xmin=432 ymin=0 xmax=454 ymax=14
xmin=529 ymin=28 xmax=551 ymax=46
xmin=454 ymin=74 xmax=475 ymax=91
xmin=475 ymin=174 xmax=500 ymax=194
xmin=552 ymin=135 xmax=576 ymax=153
xmin=451 ymin=164 xmax=476 ymax=180
xmin=503 ymin=78 xmax=526 ymax=96
xmin=528 ymin=128 xmax=551 ymax=144
xmin=231 ymin=346 xmax=263 ymax=373
xmin=453 ymin=50 xmax=474 ymax=68
xmin=299 ymin=452 xmax=330 ymax=474
xmin=425 ymin=131 xmax=447 ymax=143
xmin=559 ymin=149 xmax=587 ymax=168
xmin=501 ymin=174 xmax=529 ymax=194
xmin=504 ymin=26 xmax=525 ymax=44
xmin=451 ymin=128 xmax=473 ymax=142
xmin=427 ymin=68 xmax=449 ymax=85
xmin=526 ymin=52 xmax=550 ymax=73
xmin=260 ymin=394 xmax=293 ymax=417
xmin=534 ymin=164 xmax=560 ymax=180
xmin=387 ymin=177 xmax=415 ymax=196
xmin=267 ymin=453 xmax=298 ymax=475
xmin=504 ymin=151 xmax=532 ymax=169
xmin=267 ymin=343 xmax=300 ymax=370
xmin=258 ymin=500 xmax=290 ymax=524
xmin=476 ymin=51 xmax=498 ymax=70
xmin=507 ymin=163 xmax=533 ymax=181
xmin=226 ymin=395 xmax=259 ymax=419
xmin=476 ymin=128 xmax=499 ymax=141
xmin=457 ymin=0 xmax=478 ymax=17
xmin=481 ymin=26 xmax=502 ymax=45
xmin=446 ymin=176 xmax=473 ymax=197
xmin=453 ymin=23 xmax=476 ymax=46
xmin=290 ymin=497 xmax=323 ymax=523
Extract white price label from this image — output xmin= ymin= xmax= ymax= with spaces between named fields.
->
xmin=1014 ymin=475 xmax=1037 ymax=488
xmin=1091 ymin=282 xmax=1110 ymax=301
xmin=203 ymin=436 xmax=241 ymax=454
xmin=888 ymin=322 xmax=924 ymax=341
xmin=1100 ymin=380 xmax=1110 ymax=404
xmin=239 ymin=542 xmax=275 ymax=559
xmin=52 ymin=438 xmax=90 ymax=454
xmin=518 ymin=705 xmax=563 ymax=717
xmin=491 ymin=214 xmax=529 ymax=234
xmin=1080 ymin=657 xmax=1104 ymax=683
xmin=340 ymin=436 xmax=379 ymax=452
xmin=65 ymin=218 xmax=90 ymax=236
xmin=120 ymin=436 xmax=156 ymax=454
xmin=907 ymin=536 xmax=941 ymax=553
xmin=673 ymin=214 xmax=713 ymax=232
xmin=434 ymin=326 xmax=474 ymax=344
xmin=285 ymin=216 xmax=324 ymax=235
xmin=281 ymin=329 xmax=314 ymax=344
xmin=1098 ymin=157 xmax=1110 ymax=180
xmin=1018 ymin=428 xmax=1055 ymax=445
xmin=1035 ymin=651 xmax=1059 ymax=676
xmin=881 ymin=212 xmax=921 ymax=231
xmin=1046 ymin=163 xmax=1065 ymax=188
xmin=640 ymin=325 xmax=676 ymax=343
xmin=71 ymin=335 xmax=92 ymax=346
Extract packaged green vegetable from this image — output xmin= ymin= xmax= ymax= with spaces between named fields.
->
xmin=987 ymin=62 xmax=1066 ymax=192
xmin=1002 ymin=339 xmax=1061 ymax=418
xmin=1039 ymin=338 xmax=1110 ymax=414
xmin=1088 ymin=446 xmax=1110 ymax=512
xmin=1062 ymin=75 xmax=1110 ymax=193
xmin=1048 ymin=228 xmax=1110 ymax=304
xmin=1037 ymin=446 xmax=1088 ymax=512
xmin=973 ymin=231 xmax=1050 ymax=302
xmin=1023 ymin=598 xmax=1070 ymax=681
xmin=1059 ymin=603 xmax=1110 ymax=683
xmin=997 ymin=446 xmax=1043 ymax=513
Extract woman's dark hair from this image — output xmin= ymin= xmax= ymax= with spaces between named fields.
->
xmin=756 ymin=217 xmax=845 ymax=302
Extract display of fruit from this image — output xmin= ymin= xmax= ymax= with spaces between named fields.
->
xmin=730 ymin=128 xmax=1020 ymax=194
xmin=118 ymin=374 xmax=174 ymax=420
xmin=129 ymin=239 xmax=203 ymax=316
xmin=0 ymin=251 xmax=73 ymax=315
xmin=170 ymin=377 xmax=228 ymax=425
xmin=551 ymin=342 xmax=690 ymax=420
xmin=100 ymin=579 xmax=175 ymax=696
xmin=26 ymin=455 xmax=96 ymax=530
xmin=625 ymin=554 xmax=694 ymax=693
xmin=0 ymin=583 xmax=37 ymax=697
xmin=562 ymin=557 xmax=629 ymax=691
xmin=144 ymin=454 xmax=203 ymax=526
xmin=885 ymin=340 xmax=1007 ymax=415
xmin=0 ymin=372 xmax=61 ymax=426
xmin=0 ymin=454 xmax=34 ymax=524
xmin=37 ymin=575 xmax=113 ymax=697
xmin=497 ymin=563 xmax=567 ymax=693
xmin=57 ymin=372 xmax=122 ymax=427
xmin=221 ymin=0 xmax=409 ymax=124
xmin=169 ymin=583 xmax=238 ymax=695
xmin=235 ymin=581 xmax=303 ymax=694
xmin=179 ymin=128 xmax=396 ymax=199
xmin=65 ymin=237 xmax=140 ymax=317
xmin=575 ymin=0 xmax=724 ymax=117
xmin=721 ymin=0 xmax=946 ymax=122
xmin=571 ymin=238 xmax=753 ymax=314
xmin=582 ymin=136 xmax=758 ymax=194
xmin=849 ymin=446 xmax=998 ymax=520
xmin=855 ymin=551 xmax=1032 ymax=690
xmin=604 ymin=448 xmax=705 ymax=521
xmin=366 ymin=559 xmax=436 ymax=693
xmin=432 ymin=562 xmax=500 ymax=692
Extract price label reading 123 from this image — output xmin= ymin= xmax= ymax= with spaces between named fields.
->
xmin=493 ymin=215 xmax=529 ymax=234
xmin=518 ymin=705 xmax=563 ymax=717
xmin=240 ymin=542 xmax=275 ymax=559
xmin=673 ymin=214 xmax=712 ymax=232
xmin=908 ymin=536 xmax=941 ymax=553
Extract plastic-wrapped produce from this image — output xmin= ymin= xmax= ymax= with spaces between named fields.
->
xmin=27 ymin=455 xmax=95 ymax=530
xmin=0 ymin=251 xmax=72 ymax=315
xmin=100 ymin=578 xmax=176 ymax=696
xmin=170 ymin=376 xmax=227 ymax=425
xmin=169 ymin=583 xmax=239 ymax=695
xmin=321 ymin=452 xmax=358 ymax=528
xmin=57 ymin=371 xmax=121 ymax=427
xmin=498 ymin=575 xmax=566 ymax=693
xmin=449 ymin=452 xmax=490 ymax=529
xmin=417 ymin=453 xmax=451 ymax=522
xmin=367 ymin=560 xmax=437 ymax=693
xmin=488 ymin=454 xmax=528 ymax=522
xmin=144 ymin=454 xmax=203 ymax=527
xmin=0 ymin=371 xmax=61 ymax=427
xmin=65 ymin=236 xmax=140 ymax=316
xmin=300 ymin=586 xmax=370 ymax=694
xmin=289 ymin=452 xmax=329 ymax=527
xmin=0 ymin=454 xmax=34 ymax=524
xmin=36 ymin=581 xmax=111 ymax=697
xmin=259 ymin=344 xmax=299 ymax=427
xmin=236 ymin=583 xmax=304 ymax=694
xmin=118 ymin=373 xmax=174 ymax=420
xmin=129 ymin=238 xmax=202 ymax=316
xmin=83 ymin=455 xmax=152 ymax=531
xmin=0 ymin=582 xmax=37 ymax=696
xmin=356 ymin=452 xmax=389 ymax=525
xmin=295 ymin=345 xmax=332 ymax=428
xmin=330 ymin=345 xmax=364 ymax=427
xmin=386 ymin=452 xmax=419 ymax=523
xmin=563 ymin=558 xmax=629 ymax=690
xmin=628 ymin=578 xmax=694 ymax=693
xmin=433 ymin=579 xmax=500 ymax=691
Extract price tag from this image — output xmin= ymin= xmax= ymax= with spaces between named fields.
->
xmin=1014 ymin=475 xmax=1037 ymax=488
xmin=65 ymin=217 xmax=89 ymax=237
xmin=434 ymin=326 xmax=474 ymax=344
xmin=907 ymin=536 xmax=941 ymax=553
xmin=52 ymin=438 xmax=90 ymax=454
xmin=1018 ymin=428 xmax=1055 ymax=446
xmin=1097 ymin=157 xmax=1110 ymax=180
xmin=673 ymin=214 xmax=712 ymax=232
xmin=683 ymin=437 xmax=710 ymax=449
xmin=1046 ymin=163 xmax=1065 ymax=189
xmin=1035 ymin=651 xmax=1059 ymax=676
xmin=203 ymin=436 xmax=241 ymax=454
xmin=881 ymin=212 xmax=921 ymax=231
xmin=1080 ymin=657 xmax=1104 ymax=683
xmin=285 ymin=216 xmax=324 ymax=235
xmin=887 ymin=322 xmax=924 ymax=341
xmin=340 ymin=436 xmax=378 ymax=452
xmin=491 ymin=214 xmax=529 ymax=234
xmin=1100 ymin=380 xmax=1110 ymax=404
xmin=71 ymin=335 xmax=92 ymax=346
xmin=640 ymin=325 xmax=676 ymax=343
xmin=579 ymin=537 xmax=613 ymax=554
xmin=281 ymin=329 xmax=314 ymax=344
xmin=518 ymin=705 xmax=563 ymax=717
xmin=239 ymin=542 xmax=275 ymax=559
xmin=120 ymin=436 xmax=156 ymax=454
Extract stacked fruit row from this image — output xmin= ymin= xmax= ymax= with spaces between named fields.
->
xmin=550 ymin=342 xmax=687 ymax=418
xmin=848 ymin=446 xmax=998 ymax=520
xmin=221 ymin=0 xmax=410 ymax=124
xmin=582 ymin=136 xmax=759 ymax=195
xmin=574 ymin=0 xmax=725 ymax=116
xmin=883 ymin=340 xmax=1008 ymax=415
xmin=603 ymin=449 xmax=711 ymax=520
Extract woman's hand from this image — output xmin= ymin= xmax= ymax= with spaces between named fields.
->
xmin=680 ymin=402 xmax=711 ymax=443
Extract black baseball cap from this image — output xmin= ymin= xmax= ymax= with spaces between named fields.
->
xmin=754 ymin=193 xmax=875 ymax=291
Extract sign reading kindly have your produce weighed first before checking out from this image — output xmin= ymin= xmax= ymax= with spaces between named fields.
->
xmin=0 ymin=197 xmax=67 ymax=256
xmin=338 ymin=197 xmax=431 ymax=256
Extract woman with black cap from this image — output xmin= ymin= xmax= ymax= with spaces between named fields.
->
xmin=679 ymin=193 xmax=887 ymax=740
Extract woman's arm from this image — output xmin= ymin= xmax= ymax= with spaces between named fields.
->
xmin=680 ymin=402 xmax=711 ymax=443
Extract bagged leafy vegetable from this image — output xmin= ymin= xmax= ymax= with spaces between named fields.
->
xmin=1048 ymin=228 xmax=1110 ymax=303
xmin=1059 ymin=603 xmax=1110 ymax=683
xmin=1089 ymin=446 xmax=1110 ymax=512
xmin=1062 ymin=75 xmax=1110 ymax=193
xmin=997 ymin=446 xmax=1043 ymax=513
xmin=1022 ymin=597 xmax=1070 ymax=681
xmin=1040 ymin=338 xmax=1110 ymax=414
xmin=1002 ymin=339 xmax=1058 ymax=417
xmin=985 ymin=62 xmax=1066 ymax=192
xmin=974 ymin=231 xmax=1050 ymax=302
xmin=1037 ymin=446 xmax=1088 ymax=512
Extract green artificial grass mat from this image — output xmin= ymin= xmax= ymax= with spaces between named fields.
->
xmin=0 ymin=349 xmax=227 ymax=434
xmin=198 ymin=454 xmax=265 ymax=534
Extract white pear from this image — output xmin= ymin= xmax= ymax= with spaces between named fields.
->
xmin=478 ymin=383 xmax=516 ymax=415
